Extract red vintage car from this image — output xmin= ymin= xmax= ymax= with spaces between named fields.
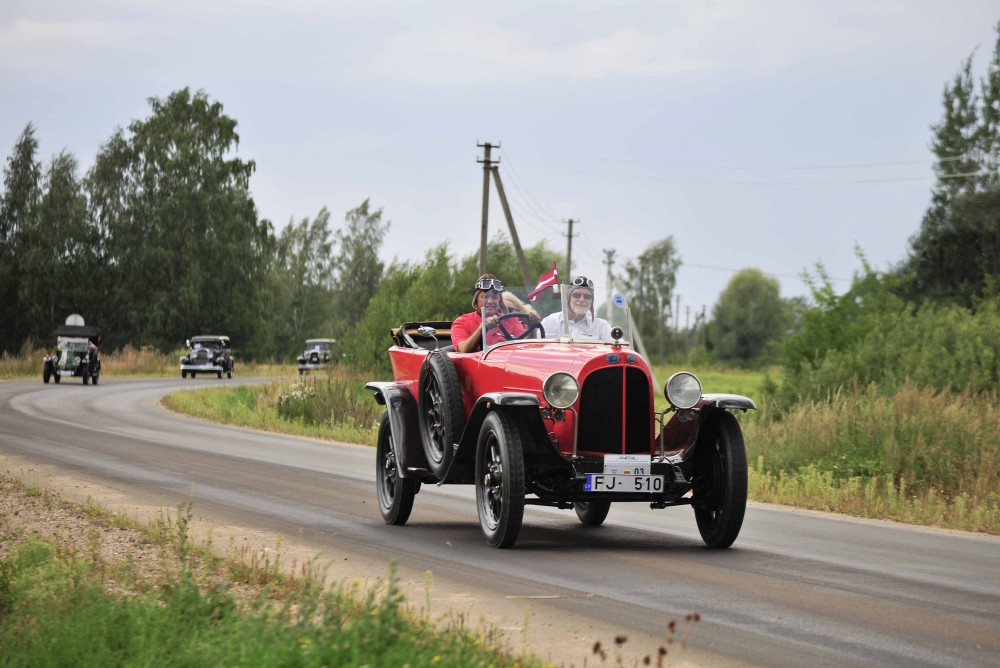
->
xmin=366 ymin=283 xmax=755 ymax=548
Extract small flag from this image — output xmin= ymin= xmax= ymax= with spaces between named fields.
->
xmin=527 ymin=262 xmax=558 ymax=301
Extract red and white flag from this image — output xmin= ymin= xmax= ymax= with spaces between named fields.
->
xmin=527 ymin=262 xmax=558 ymax=301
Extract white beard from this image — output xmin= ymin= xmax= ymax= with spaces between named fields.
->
xmin=570 ymin=302 xmax=590 ymax=318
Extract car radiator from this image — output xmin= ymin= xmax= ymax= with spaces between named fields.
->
xmin=577 ymin=366 xmax=651 ymax=454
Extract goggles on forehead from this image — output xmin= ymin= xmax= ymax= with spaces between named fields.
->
xmin=572 ymin=276 xmax=594 ymax=288
xmin=476 ymin=277 xmax=504 ymax=292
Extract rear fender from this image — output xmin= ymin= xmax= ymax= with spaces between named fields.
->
xmin=365 ymin=381 xmax=431 ymax=479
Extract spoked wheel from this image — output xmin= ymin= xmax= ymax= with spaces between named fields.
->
xmin=573 ymin=500 xmax=611 ymax=526
xmin=691 ymin=411 xmax=748 ymax=548
xmin=417 ymin=352 xmax=464 ymax=477
xmin=376 ymin=412 xmax=418 ymax=525
xmin=475 ymin=412 xmax=525 ymax=548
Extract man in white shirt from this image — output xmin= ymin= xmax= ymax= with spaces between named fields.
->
xmin=541 ymin=275 xmax=613 ymax=340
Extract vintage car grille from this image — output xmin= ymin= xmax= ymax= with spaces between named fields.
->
xmin=309 ymin=352 xmax=320 ymax=363
xmin=577 ymin=367 xmax=651 ymax=454
xmin=194 ymin=349 xmax=213 ymax=362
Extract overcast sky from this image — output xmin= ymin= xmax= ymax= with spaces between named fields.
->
xmin=3 ymin=1 xmax=998 ymax=317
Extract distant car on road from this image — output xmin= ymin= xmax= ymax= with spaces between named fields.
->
xmin=43 ymin=314 xmax=102 ymax=385
xmin=180 ymin=335 xmax=234 ymax=379
xmin=296 ymin=338 xmax=334 ymax=374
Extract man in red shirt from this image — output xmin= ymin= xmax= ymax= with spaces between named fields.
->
xmin=451 ymin=274 xmax=526 ymax=353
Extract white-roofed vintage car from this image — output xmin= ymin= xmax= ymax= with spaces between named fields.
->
xmin=366 ymin=282 xmax=756 ymax=548
xmin=180 ymin=335 xmax=234 ymax=379
xmin=296 ymin=338 xmax=334 ymax=374
xmin=43 ymin=314 xmax=102 ymax=385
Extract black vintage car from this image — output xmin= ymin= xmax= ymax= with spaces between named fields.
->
xmin=296 ymin=338 xmax=334 ymax=374
xmin=43 ymin=317 xmax=102 ymax=385
xmin=180 ymin=335 xmax=234 ymax=379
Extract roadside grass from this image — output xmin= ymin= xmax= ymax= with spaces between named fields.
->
xmin=743 ymin=382 xmax=1000 ymax=534
xmin=0 ymin=478 xmax=541 ymax=668
xmin=163 ymin=367 xmax=383 ymax=446
xmin=0 ymin=344 xmax=293 ymax=380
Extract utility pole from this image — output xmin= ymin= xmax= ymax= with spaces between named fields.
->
xmin=477 ymin=141 xmax=499 ymax=274
xmin=490 ymin=166 xmax=532 ymax=286
xmin=602 ymin=248 xmax=616 ymax=319
xmin=564 ymin=219 xmax=576 ymax=277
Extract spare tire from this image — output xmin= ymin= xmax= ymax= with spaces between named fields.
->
xmin=417 ymin=351 xmax=465 ymax=478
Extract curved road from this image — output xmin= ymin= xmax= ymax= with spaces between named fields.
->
xmin=1 ymin=378 xmax=998 ymax=666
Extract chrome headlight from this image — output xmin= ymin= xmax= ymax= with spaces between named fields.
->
xmin=665 ymin=371 xmax=702 ymax=410
xmin=543 ymin=372 xmax=579 ymax=409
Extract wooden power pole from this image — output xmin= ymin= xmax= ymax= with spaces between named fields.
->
xmin=477 ymin=141 xmax=499 ymax=274
xmin=564 ymin=219 xmax=576 ymax=277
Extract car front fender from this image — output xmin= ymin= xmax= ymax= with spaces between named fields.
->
xmin=365 ymin=381 xmax=431 ymax=479
xmin=701 ymin=393 xmax=757 ymax=411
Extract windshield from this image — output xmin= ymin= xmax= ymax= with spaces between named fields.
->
xmin=191 ymin=340 xmax=222 ymax=351
xmin=307 ymin=342 xmax=330 ymax=352
xmin=56 ymin=337 xmax=88 ymax=366
xmin=482 ymin=283 xmax=633 ymax=351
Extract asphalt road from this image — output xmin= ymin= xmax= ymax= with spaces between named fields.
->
xmin=2 ymin=377 xmax=998 ymax=667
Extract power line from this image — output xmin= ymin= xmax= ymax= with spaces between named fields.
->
xmin=497 ymin=147 xmax=563 ymax=222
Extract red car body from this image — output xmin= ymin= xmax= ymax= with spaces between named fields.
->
xmin=367 ymin=291 xmax=755 ymax=549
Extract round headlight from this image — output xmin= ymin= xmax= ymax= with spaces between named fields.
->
xmin=665 ymin=371 xmax=702 ymax=410
xmin=543 ymin=372 xmax=580 ymax=409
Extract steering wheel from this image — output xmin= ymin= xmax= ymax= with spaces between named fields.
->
xmin=494 ymin=312 xmax=545 ymax=341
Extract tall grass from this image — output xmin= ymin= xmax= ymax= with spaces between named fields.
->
xmin=0 ymin=344 xmax=295 ymax=380
xmin=743 ymin=381 xmax=1000 ymax=532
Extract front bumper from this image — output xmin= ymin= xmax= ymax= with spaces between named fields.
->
xmin=180 ymin=363 xmax=223 ymax=372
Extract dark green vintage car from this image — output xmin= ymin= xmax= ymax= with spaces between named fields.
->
xmin=43 ymin=316 xmax=102 ymax=385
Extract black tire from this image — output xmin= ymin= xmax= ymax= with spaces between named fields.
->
xmin=217 ymin=371 xmax=223 ymax=379
xmin=43 ymin=365 xmax=51 ymax=384
xmin=376 ymin=412 xmax=418 ymax=525
xmin=182 ymin=370 xmax=188 ymax=379
xmin=417 ymin=352 xmax=465 ymax=478
xmin=691 ymin=411 xmax=748 ymax=548
xmin=475 ymin=411 xmax=525 ymax=548
xmin=82 ymin=369 xmax=90 ymax=385
xmin=191 ymin=372 xmax=197 ymax=379
xmin=91 ymin=370 xmax=99 ymax=385
xmin=54 ymin=373 xmax=61 ymax=384
xmin=574 ymin=500 xmax=611 ymax=526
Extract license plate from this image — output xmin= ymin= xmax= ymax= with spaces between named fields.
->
xmin=584 ymin=474 xmax=664 ymax=493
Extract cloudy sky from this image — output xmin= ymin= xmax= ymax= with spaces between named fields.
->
xmin=3 ymin=1 xmax=998 ymax=316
